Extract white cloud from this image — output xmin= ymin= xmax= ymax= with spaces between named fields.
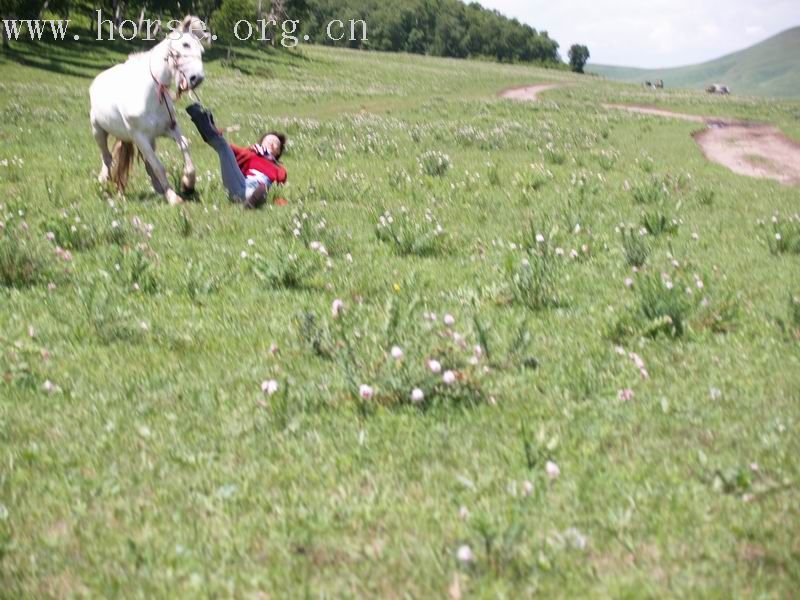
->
xmin=473 ymin=0 xmax=800 ymax=67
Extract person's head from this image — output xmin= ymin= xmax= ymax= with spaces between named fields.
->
xmin=261 ymin=132 xmax=287 ymax=159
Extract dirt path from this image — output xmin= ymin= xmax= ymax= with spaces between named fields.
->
xmin=604 ymin=103 xmax=800 ymax=186
xmin=499 ymin=83 xmax=564 ymax=102
xmin=499 ymin=84 xmax=800 ymax=186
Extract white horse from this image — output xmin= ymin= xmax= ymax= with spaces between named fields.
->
xmin=89 ymin=16 xmax=206 ymax=205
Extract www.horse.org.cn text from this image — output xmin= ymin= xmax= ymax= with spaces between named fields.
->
xmin=1 ymin=12 xmax=368 ymax=49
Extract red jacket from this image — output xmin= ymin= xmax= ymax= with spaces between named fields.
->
xmin=230 ymin=144 xmax=287 ymax=185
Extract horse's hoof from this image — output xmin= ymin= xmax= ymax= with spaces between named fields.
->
xmin=166 ymin=190 xmax=184 ymax=206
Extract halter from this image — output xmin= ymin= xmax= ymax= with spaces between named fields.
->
xmin=149 ymin=39 xmax=201 ymax=130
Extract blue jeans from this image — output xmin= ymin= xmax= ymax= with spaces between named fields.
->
xmin=208 ymin=133 xmax=267 ymax=203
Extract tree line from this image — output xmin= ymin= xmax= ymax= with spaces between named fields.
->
xmin=1 ymin=0 xmax=589 ymax=71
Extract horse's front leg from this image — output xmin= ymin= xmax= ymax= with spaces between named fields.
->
xmin=169 ymin=126 xmax=196 ymax=194
xmin=133 ymin=132 xmax=183 ymax=205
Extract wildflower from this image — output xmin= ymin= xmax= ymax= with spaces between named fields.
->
xmin=331 ymin=299 xmax=344 ymax=318
xmin=546 ymin=461 xmax=561 ymax=480
xmin=775 ymin=233 xmax=782 ymax=241
xmin=443 ymin=313 xmax=455 ymax=326
xmin=427 ymin=359 xmax=442 ymax=373
xmin=535 ymin=233 xmax=545 ymax=243
xmin=456 ymin=545 xmax=475 ymax=564
xmin=664 ymin=280 xmax=674 ymax=290
xmin=618 ymin=388 xmax=634 ymax=401
xmin=261 ymin=379 xmax=279 ymax=395
xmin=573 ymin=224 xmax=581 ymax=234
xmin=570 ymin=249 xmax=579 ymax=259
xmin=624 ymin=277 xmax=634 ymax=288
xmin=458 ymin=505 xmax=470 ymax=520
xmin=111 ymin=220 xmax=120 ymax=229
xmin=555 ymin=247 xmax=565 ymax=257
xmin=692 ymin=232 xmax=700 ymax=240
xmin=696 ymin=279 xmax=704 ymax=290
xmin=345 ymin=253 xmax=353 ymax=263
xmin=42 ymin=380 xmax=56 ymax=394
xmin=522 ymin=480 xmax=534 ymax=496
xmin=359 ymin=384 xmax=374 ymax=400
xmin=45 ymin=231 xmax=55 ymax=241
xmin=247 ymin=238 xmax=255 ymax=246
xmin=581 ymin=244 xmax=589 ymax=253
xmin=240 ymin=251 xmax=248 ymax=259
xmin=410 ymin=388 xmax=424 ymax=403
xmin=390 ymin=345 xmax=404 ymax=360
xmin=442 ymin=370 xmax=456 ymax=385
xmin=293 ymin=228 xmax=301 ymax=237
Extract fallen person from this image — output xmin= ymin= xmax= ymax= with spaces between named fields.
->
xmin=186 ymin=103 xmax=287 ymax=208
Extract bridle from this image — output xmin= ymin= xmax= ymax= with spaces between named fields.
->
xmin=149 ymin=37 xmax=202 ymax=130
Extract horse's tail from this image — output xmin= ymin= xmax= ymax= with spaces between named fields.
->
xmin=110 ymin=140 xmax=136 ymax=192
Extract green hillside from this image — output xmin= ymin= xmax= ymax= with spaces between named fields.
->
xmin=589 ymin=26 xmax=800 ymax=98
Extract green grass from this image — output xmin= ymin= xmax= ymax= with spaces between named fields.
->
xmin=1 ymin=35 xmax=800 ymax=597
xmin=590 ymin=26 xmax=800 ymax=99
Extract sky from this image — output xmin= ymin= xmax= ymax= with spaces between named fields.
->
xmin=474 ymin=0 xmax=800 ymax=68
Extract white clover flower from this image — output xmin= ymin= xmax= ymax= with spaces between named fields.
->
xmin=332 ymin=299 xmax=344 ymax=318
xmin=535 ymin=233 xmax=545 ymax=243
xmin=555 ymin=247 xmax=564 ymax=257
xmin=443 ymin=314 xmax=455 ymax=326
xmin=240 ymin=251 xmax=248 ymax=259
xmin=410 ymin=388 xmax=424 ymax=403
xmin=624 ymin=277 xmax=634 ymax=288
xmin=247 ymin=238 xmax=255 ymax=246
xmin=442 ymin=370 xmax=456 ymax=385
xmin=359 ymin=384 xmax=374 ymax=400
xmin=427 ymin=359 xmax=442 ymax=374
xmin=261 ymin=379 xmax=279 ymax=395
xmin=522 ymin=480 xmax=534 ymax=496
xmin=459 ymin=505 xmax=470 ymax=520
xmin=546 ymin=460 xmax=561 ymax=480
xmin=391 ymin=345 xmax=404 ymax=360
xmin=456 ymin=545 xmax=475 ymax=564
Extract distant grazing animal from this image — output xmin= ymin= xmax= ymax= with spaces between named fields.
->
xmin=89 ymin=16 xmax=206 ymax=205
xmin=706 ymin=84 xmax=730 ymax=95
xmin=643 ymin=80 xmax=664 ymax=90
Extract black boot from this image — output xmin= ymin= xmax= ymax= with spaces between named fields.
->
xmin=186 ymin=103 xmax=219 ymax=144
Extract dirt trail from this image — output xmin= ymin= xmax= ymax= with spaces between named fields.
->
xmin=500 ymin=84 xmax=800 ymax=186
xmin=499 ymin=83 xmax=564 ymax=102
xmin=604 ymin=103 xmax=800 ymax=186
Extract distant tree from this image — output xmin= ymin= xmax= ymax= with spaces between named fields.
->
xmin=212 ymin=0 xmax=256 ymax=58
xmin=568 ymin=44 xmax=590 ymax=73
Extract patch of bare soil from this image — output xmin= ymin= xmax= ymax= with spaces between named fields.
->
xmin=499 ymin=83 xmax=563 ymax=102
xmin=603 ymin=103 xmax=800 ymax=186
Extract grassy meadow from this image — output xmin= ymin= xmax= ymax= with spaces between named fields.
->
xmin=1 ymin=34 xmax=800 ymax=597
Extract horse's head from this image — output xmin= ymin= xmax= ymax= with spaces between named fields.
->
xmin=166 ymin=16 xmax=207 ymax=94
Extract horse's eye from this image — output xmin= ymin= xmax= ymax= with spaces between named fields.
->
xmin=183 ymin=42 xmax=190 ymax=49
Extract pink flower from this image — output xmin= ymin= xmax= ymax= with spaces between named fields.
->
xmin=359 ymin=384 xmax=374 ymax=400
xmin=261 ymin=379 xmax=279 ymax=396
xmin=618 ymin=388 xmax=634 ymax=401
xmin=331 ymin=299 xmax=344 ymax=318
xmin=442 ymin=370 xmax=456 ymax=385
xmin=443 ymin=313 xmax=455 ymax=327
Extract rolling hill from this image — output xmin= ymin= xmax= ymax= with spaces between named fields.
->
xmin=588 ymin=26 xmax=800 ymax=98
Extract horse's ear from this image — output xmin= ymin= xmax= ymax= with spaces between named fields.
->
xmin=179 ymin=15 xmax=194 ymax=33
xmin=179 ymin=14 xmax=210 ymax=46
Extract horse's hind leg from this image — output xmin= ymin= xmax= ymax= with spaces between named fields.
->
xmin=91 ymin=121 xmax=113 ymax=184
